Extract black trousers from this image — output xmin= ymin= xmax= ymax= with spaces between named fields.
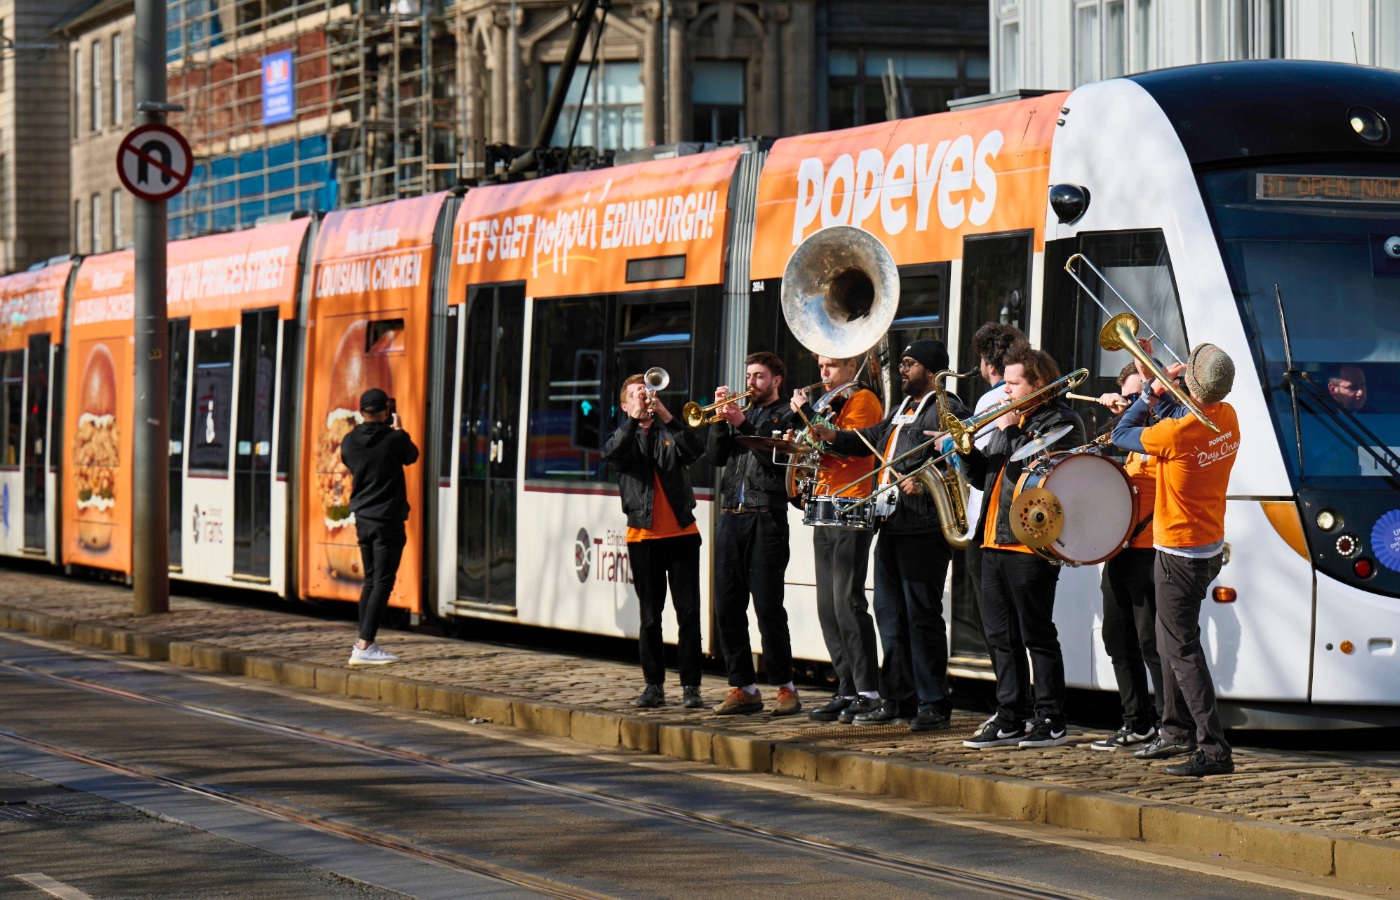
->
xmin=627 ymin=533 xmax=703 ymax=687
xmin=356 ymin=516 xmax=406 ymax=644
xmin=1100 ymin=547 xmax=1163 ymax=730
xmin=873 ymin=531 xmax=953 ymax=714
xmin=814 ymin=526 xmax=877 ymax=696
xmin=1155 ymin=552 xmax=1231 ymax=761
xmin=714 ymin=509 xmax=792 ymax=687
xmin=982 ymin=548 xmax=1064 ymax=723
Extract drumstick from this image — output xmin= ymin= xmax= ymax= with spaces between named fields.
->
xmin=1065 ymin=392 xmax=1098 ymax=403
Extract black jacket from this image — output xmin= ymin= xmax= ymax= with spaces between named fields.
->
xmin=341 ymin=422 xmax=419 ymax=522
xmin=601 ymin=416 xmax=705 ymax=530
xmin=706 ymin=398 xmax=799 ymax=510
xmin=828 ymin=391 xmax=971 ymax=535
xmin=964 ymin=397 xmax=1086 ymax=547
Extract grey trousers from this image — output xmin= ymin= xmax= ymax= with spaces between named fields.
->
xmin=1154 ymin=552 xmax=1230 ymax=761
xmin=813 ymin=526 xmax=878 ymax=696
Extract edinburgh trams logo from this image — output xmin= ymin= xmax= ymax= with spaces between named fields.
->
xmin=573 ymin=527 xmax=633 ymax=585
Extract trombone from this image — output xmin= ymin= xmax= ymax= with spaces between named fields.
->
xmin=1063 ymin=253 xmax=1220 ymax=434
xmin=682 ymin=387 xmax=758 ymax=427
xmin=836 ymin=367 xmax=1091 ymax=509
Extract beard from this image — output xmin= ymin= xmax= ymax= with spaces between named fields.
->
xmin=901 ymin=373 xmax=930 ymax=397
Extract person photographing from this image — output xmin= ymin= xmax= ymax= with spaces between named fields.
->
xmin=341 ymin=387 xmax=419 ymax=666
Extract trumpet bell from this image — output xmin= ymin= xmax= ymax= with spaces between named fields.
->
xmin=780 ymin=225 xmax=900 ymax=359
xmin=643 ymin=367 xmax=669 ymax=392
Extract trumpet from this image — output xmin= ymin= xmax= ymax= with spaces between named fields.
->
xmin=642 ymin=367 xmax=669 ymax=413
xmin=683 ymin=387 xmax=758 ymax=427
xmin=835 ymin=366 xmax=1092 ymax=506
xmin=1064 ymin=254 xmax=1219 ymax=434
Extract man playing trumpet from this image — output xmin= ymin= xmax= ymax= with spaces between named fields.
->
xmin=806 ymin=339 xmax=968 ymax=732
xmin=790 ymin=355 xmax=884 ymax=723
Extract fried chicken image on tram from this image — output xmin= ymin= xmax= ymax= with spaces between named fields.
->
xmin=74 ymin=343 xmax=119 ymax=551
xmin=318 ymin=320 xmax=396 ymax=579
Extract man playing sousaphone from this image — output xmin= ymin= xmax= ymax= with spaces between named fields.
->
xmin=788 ymin=354 xmax=884 ymax=723
xmin=806 ymin=339 xmax=970 ymax=732
xmin=960 ymin=342 xmax=1086 ymax=749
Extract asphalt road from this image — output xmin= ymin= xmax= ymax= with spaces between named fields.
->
xmin=0 ymin=633 xmax=1379 ymax=899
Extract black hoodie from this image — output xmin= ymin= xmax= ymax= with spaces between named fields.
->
xmin=340 ymin=421 xmax=419 ymax=522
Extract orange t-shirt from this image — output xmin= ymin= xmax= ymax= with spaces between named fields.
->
xmin=1123 ymin=451 xmax=1158 ymax=550
xmin=1140 ymin=402 xmax=1240 ymax=548
xmin=626 ymin=471 xmax=700 ymax=542
xmin=816 ymin=389 xmax=882 ymax=498
xmin=983 ymin=472 xmax=1035 ymax=554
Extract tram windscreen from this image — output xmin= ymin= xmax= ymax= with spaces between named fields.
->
xmin=1205 ymin=162 xmax=1400 ymax=486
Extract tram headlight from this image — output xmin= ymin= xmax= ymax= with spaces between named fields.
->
xmin=1316 ymin=509 xmax=1339 ymax=531
xmin=1348 ymin=106 xmax=1390 ymax=145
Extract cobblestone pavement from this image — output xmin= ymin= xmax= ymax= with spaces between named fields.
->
xmin=3 ymin=570 xmax=1399 ymax=847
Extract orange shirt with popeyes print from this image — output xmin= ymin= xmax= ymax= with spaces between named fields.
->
xmin=1139 ymin=401 xmax=1240 ymax=548
xmin=817 ymin=389 xmax=882 ymax=498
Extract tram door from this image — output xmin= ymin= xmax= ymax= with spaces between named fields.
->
xmin=233 ymin=308 xmax=277 ymax=579
xmin=456 ymin=284 xmax=525 ymax=608
xmin=22 ymin=335 xmax=49 ymax=551
xmin=168 ymin=318 xmax=191 ymax=570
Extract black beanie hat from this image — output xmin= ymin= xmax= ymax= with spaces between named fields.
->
xmin=902 ymin=339 xmax=949 ymax=373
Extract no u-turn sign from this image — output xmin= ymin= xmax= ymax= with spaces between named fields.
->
xmin=117 ymin=124 xmax=193 ymax=203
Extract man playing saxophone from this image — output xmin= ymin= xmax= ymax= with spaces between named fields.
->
xmin=790 ymin=355 xmax=884 ymax=723
xmin=806 ymin=339 xmax=969 ymax=732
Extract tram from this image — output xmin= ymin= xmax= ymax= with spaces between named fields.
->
xmin=1 ymin=60 xmax=1397 ymax=726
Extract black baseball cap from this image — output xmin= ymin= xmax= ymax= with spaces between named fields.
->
xmin=360 ymin=388 xmax=390 ymax=413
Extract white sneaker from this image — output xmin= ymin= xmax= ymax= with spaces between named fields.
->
xmin=348 ymin=643 xmax=399 ymax=666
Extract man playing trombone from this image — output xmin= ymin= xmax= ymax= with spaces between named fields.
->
xmin=806 ymin=339 xmax=969 ymax=732
xmin=961 ymin=343 xmax=1085 ymax=750
xmin=707 ymin=351 xmax=803 ymax=716
xmin=790 ymin=355 xmax=884 ymax=724
xmin=603 ymin=374 xmax=706 ymax=710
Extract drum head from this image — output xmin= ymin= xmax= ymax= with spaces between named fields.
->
xmin=1037 ymin=453 xmax=1134 ymax=564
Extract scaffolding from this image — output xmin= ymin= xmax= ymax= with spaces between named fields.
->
xmin=164 ymin=0 xmax=457 ymax=237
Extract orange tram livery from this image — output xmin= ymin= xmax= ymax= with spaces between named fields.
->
xmin=5 ymin=61 xmax=1400 ymax=727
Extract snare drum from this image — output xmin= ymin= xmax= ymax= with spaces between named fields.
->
xmin=1012 ymin=451 xmax=1134 ymax=565
xmin=801 ymin=494 xmax=875 ymax=531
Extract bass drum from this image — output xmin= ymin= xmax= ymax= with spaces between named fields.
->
xmin=1013 ymin=452 xmax=1134 ymax=565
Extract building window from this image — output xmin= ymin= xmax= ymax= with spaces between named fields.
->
xmin=1378 ymin=0 xmax=1400 ymax=67
xmin=112 ymin=33 xmax=123 ymax=125
xmin=1203 ymin=0 xmax=1256 ymax=62
xmin=547 ymin=60 xmax=644 ymax=152
xmin=72 ymin=49 xmax=81 ymax=140
xmin=1104 ymin=0 xmax=1127 ymax=77
xmin=91 ymin=193 xmax=102 ymax=252
xmin=691 ymin=60 xmax=745 ymax=143
xmin=112 ymin=190 xmax=122 ymax=249
xmin=827 ymin=48 xmax=988 ymax=129
xmin=1134 ymin=0 xmax=1157 ymax=70
xmin=74 ymin=199 xmax=81 ymax=253
xmin=998 ymin=20 xmax=1021 ymax=91
xmin=1074 ymin=2 xmax=1101 ymax=85
xmin=91 ymin=40 xmax=102 ymax=132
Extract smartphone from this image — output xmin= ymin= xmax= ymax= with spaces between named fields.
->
xmin=388 ymin=397 xmax=399 ymax=428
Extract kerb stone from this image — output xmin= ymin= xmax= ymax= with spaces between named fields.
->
xmin=711 ymin=733 xmax=772 ymax=773
xmin=571 ymin=711 xmax=620 ymax=749
xmin=1045 ymin=788 xmax=1143 ymax=840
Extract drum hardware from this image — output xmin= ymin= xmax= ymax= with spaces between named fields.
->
xmin=1008 ymin=423 xmax=1077 ymax=463
xmin=1010 ymin=487 xmax=1064 ymax=549
xmin=1064 ymin=253 xmax=1220 ymax=434
xmin=683 ymin=387 xmax=758 ymax=427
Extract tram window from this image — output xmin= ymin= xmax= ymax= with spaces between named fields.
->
xmin=276 ymin=319 xmax=296 ymax=478
xmin=887 ymin=269 xmax=949 ymax=399
xmin=528 ymin=295 xmax=607 ymax=481
xmin=616 ymin=295 xmax=693 ymax=435
xmin=956 ymin=233 xmax=1030 ymax=405
xmin=365 ymin=318 xmax=405 ymax=354
xmin=747 ymin=284 xmax=820 ymax=401
xmin=0 ymin=350 xmax=21 ymax=468
xmin=189 ymin=328 xmax=236 ymax=476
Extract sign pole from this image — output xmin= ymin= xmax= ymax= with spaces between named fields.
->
xmin=132 ymin=0 xmax=171 ymax=615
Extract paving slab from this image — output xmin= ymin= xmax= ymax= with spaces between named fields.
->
xmin=1 ymin=569 xmax=1398 ymax=891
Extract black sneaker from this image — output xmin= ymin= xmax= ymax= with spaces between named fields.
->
xmin=1163 ymin=750 xmax=1235 ymax=777
xmin=808 ymin=695 xmax=853 ymax=722
xmin=909 ymin=709 xmax=950 ymax=732
xmin=682 ymin=686 xmax=705 ymax=709
xmin=962 ymin=717 xmax=1025 ymax=749
xmin=851 ymin=698 xmax=900 ymax=725
xmin=634 ymin=684 xmax=664 ymax=708
xmin=837 ymin=695 xmax=881 ymax=724
xmin=1132 ymin=735 xmax=1195 ymax=760
xmin=1090 ymin=724 xmax=1157 ymax=752
xmin=1018 ymin=717 xmax=1068 ymax=748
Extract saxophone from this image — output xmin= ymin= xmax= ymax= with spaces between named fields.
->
xmin=920 ymin=367 xmax=978 ymax=550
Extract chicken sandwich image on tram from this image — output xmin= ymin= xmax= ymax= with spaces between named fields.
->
xmin=73 ymin=343 xmax=119 ymax=551
xmin=316 ymin=320 xmax=397 ymax=579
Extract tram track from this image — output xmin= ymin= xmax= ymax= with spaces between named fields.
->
xmin=0 ymin=659 xmax=1094 ymax=900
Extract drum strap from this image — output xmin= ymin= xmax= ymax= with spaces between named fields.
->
xmin=1131 ymin=513 xmax=1154 ymax=541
